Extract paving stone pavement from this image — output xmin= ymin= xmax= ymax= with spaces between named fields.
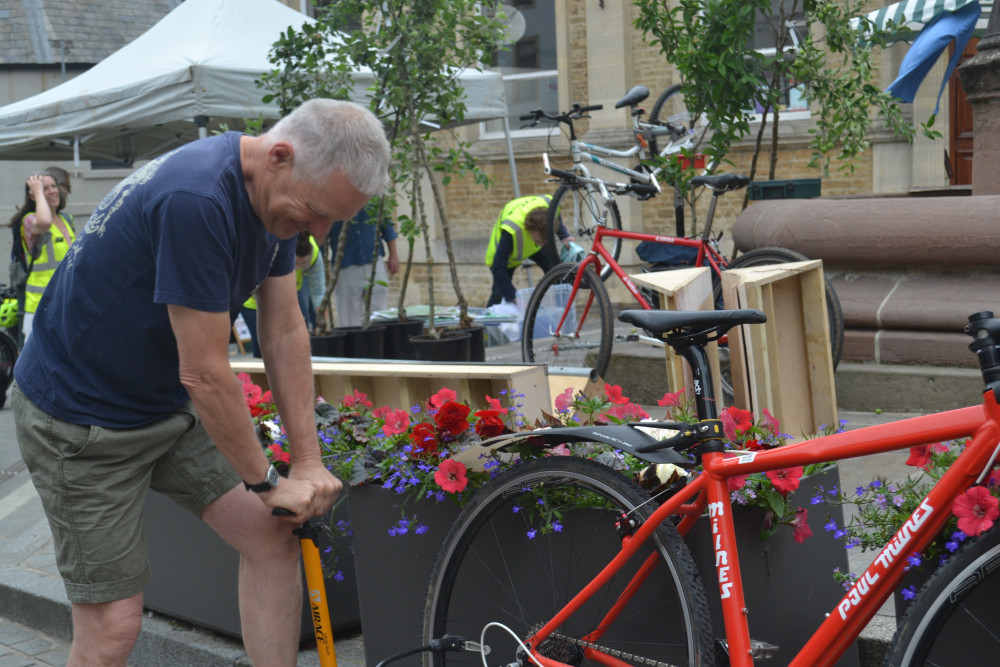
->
xmin=0 ymin=617 xmax=69 ymax=667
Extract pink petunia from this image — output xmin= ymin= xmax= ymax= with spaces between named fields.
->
xmin=603 ymin=402 xmax=650 ymax=422
xmin=429 ymin=387 xmax=458 ymax=409
xmin=434 ymin=459 xmax=469 ymax=494
xmin=373 ymin=405 xmax=392 ymax=420
xmin=484 ymin=394 xmax=508 ymax=414
xmin=953 ymin=486 xmax=1000 ymax=537
xmin=343 ymin=389 xmax=372 ymax=409
xmin=554 ymin=387 xmax=575 ymax=413
xmin=604 ymin=383 xmax=629 ymax=405
xmin=766 ymin=466 xmax=803 ymax=495
xmin=382 ymin=409 xmax=411 ymax=436
xmin=547 ymin=444 xmax=572 ymax=457
xmin=658 ymin=388 xmax=685 ymax=408
xmin=760 ymin=408 xmax=781 ymax=437
xmin=790 ymin=507 xmax=813 ymax=543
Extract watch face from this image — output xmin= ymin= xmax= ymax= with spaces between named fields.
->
xmin=266 ymin=465 xmax=280 ymax=488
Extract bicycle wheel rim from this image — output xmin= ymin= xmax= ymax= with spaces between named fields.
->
xmin=546 ymin=184 xmax=622 ymax=282
xmin=521 ymin=263 xmax=613 ymax=378
xmin=890 ymin=528 xmax=1000 ymax=666
xmin=424 ymin=458 xmax=714 ymax=667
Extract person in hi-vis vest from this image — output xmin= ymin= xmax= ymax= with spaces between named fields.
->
xmin=484 ymin=195 xmax=571 ymax=307
xmin=11 ymin=173 xmax=75 ymax=341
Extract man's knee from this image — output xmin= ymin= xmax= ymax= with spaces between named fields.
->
xmin=71 ymin=596 xmax=144 ymax=660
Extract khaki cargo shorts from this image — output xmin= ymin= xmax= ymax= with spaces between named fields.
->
xmin=12 ymin=383 xmax=241 ymax=604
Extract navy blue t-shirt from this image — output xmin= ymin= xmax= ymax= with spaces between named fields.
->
xmin=14 ymin=132 xmax=296 ymax=428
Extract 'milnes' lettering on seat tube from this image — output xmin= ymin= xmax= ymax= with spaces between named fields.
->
xmin=708 ymin=501 xmax=733 ymax=599
xmin=837 ymin=499 xmax=934 ymax=620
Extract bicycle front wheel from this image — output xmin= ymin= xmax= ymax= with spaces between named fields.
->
xmin=647 ymin=83 xmax=684 ymax=156
xmin=521 ymin=262 xmax=613 ymax=379
xmin=423 ymin=457 xmax=715 ymax=667
xmin=0 ymin=329 xmax=17 ymax=408
xmin=723 ymin=247 xmax=845 ymax=368
xmin=885 ymin=525 xmax=1000 ymax=666
xmin=546 ymin=182 xmax=623 ymax=281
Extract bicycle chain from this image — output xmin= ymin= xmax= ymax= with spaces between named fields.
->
xmin=532 ymin=631 xmax=682 ymax=667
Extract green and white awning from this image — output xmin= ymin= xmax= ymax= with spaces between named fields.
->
xmin=850 ymin=0 xmax=993 ymax=43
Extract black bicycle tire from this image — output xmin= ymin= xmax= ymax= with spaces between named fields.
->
xmin=884 ymin=524 xmax=1000 ymax=666
xmin=521 ymin=262 xmax=614 ymax=379
xmin=423 ymin=456 xmax=716 ymax=667
xmin=647 ymin=83 xmax=684 ymax=156
xmin=545 ymin=183 xmax=623 ymax=282
xmin=0 ymin=328 xmax=18 ymax=402
xmin=724 ymin=247 xmax=845 ymax=369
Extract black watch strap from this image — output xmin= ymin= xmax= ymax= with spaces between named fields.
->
xmin=244 ymin=464 xmax=279 ymax=493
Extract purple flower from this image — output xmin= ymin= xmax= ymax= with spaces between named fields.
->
xmin=901 ymin=586 xmax=917 ymax=601
xmin=526 ymin=529 xmax=537 ymax=539
xmin=552 ymin=522 xmax=563 ymax=533
xmin=333 ymin=571 xmax=345 ymax=582
xmin=824 ymin=520 xmax=838 ymax=533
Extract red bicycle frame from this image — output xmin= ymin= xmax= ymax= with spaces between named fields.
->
xmin=524 ymin=396 xmax=1000 ymax=667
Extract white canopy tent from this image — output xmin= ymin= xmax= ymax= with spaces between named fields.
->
xmin=0 ymin=0 xmax=512 ymax=181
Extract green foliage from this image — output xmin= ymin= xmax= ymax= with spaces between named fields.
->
xmin=634 ymin=0 xmax=918 ymax=185
xmin=257 ymin=0 xmax=508 ymax=326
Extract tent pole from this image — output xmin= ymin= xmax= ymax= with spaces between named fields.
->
xmin=196 ymin=115 xmax=209 ymax=140
xmin=503 ymin=116 xmax=520 ymax=198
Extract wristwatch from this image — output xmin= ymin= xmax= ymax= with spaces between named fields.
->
xmin=244 ymin=464 xmax=280 ymax=493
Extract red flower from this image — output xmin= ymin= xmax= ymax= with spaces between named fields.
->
xmin=474 ymin=409 xmax=505 ymax=438
xmin=790 ymin=507 xmax=813 ymax=543
xmin=373 ymin=405 xmax=392 ymax=420
xmin=343 ymin=389 xmax=372 ymax=409
xmin=434 ymin=459 xmax=469 ymax=494
xmin=429 ymin=387 xmax=457 ymax=409
xmin=604 ymin=383 xmax=628 ymax=405
xmin=953 ymin=486 xmax=1000 ymax=537
xmin=766 ymin=466 xmax=803 ymax=495
xmin=382 ymin=409 xmax=410 ymax=437
xmin=267 ymin=443 xmax=290 ymax=466
xmin=905 ymin=443 xmax=949 ymax=471
xmin=603 ymin=402 xmax=650 ymax=422
xmin=409 ymin=423 xmax=438 ymax=455
xmin=658 ymin=388 xmax=685 ymax=408
xmin=434 ymin=401 xmax=471 ymax=438
xmin=484 ymin=394 xmax=508 ymax=414
xmin=722 ymin=406 xmax=753 ymax=434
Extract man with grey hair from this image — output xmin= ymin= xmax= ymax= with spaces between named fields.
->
xmin=12 ymin=99 xmax=389 ymax=666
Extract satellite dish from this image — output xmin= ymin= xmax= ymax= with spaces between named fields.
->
xmin=501 ymin=4 xmax=526 ymax=44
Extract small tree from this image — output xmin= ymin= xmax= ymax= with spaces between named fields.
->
xmin=259 ymin=0 xmax=506 ymax=334
xmin=634 ymin=0 xmax=917 ymax=209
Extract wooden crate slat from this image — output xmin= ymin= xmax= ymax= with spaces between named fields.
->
xmin=720 ymin=260 xmax=837 ymax=437
xmin=630 ymin=267 xmax=721 ymax=400
xmin=230 ymin=359 xmax=550 ymax=415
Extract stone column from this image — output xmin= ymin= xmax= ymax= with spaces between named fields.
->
xmin=958 ymin=9 xmax=1000 ymax=195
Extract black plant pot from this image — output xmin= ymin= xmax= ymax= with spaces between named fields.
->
xmin=380 ymin=318 xmax=424 ymax=360
xmin=335 ymin=325 xmax=385 ymax=359
xmin=409 ymin=331 xmax=471 ymax=362
xmin=453 ymin=325 xmax=488 ymax=362
xmin=310 ymin=331 xmax=346 ymax=357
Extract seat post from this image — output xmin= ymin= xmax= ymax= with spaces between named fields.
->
xmin=673 ymin=339 xmax=720 ymax=420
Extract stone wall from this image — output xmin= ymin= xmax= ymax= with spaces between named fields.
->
xmin=732 ymin=194 xmax=1000 ymax=367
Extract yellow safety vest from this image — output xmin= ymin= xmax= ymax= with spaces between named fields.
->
xmin=23 ymin=213 xmax=75 ymax=314
xmin=243 ymin=235 xmax=320 ymax=310
xmin=484 ymin=195 xmax=552 ymax=269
